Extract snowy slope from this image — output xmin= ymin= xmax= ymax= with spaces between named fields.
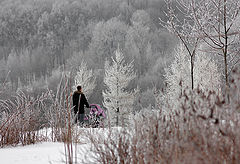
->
xmin=0 ymin=142 xmax=92 ymax=164
xmin=0 ymin=127 xmax=122 ymax=164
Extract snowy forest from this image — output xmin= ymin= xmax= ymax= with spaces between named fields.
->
xmin=0 ymin=0 xmax=176 ymax=107
xmin=0 ymin=0 xmax=240 ymax=163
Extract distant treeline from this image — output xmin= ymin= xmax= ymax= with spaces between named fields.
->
xmin=0 ymin=0 xmax=177 ymax=105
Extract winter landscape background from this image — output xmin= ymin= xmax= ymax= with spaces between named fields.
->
xmin=0 ymin=0 xmax=240 ymax=163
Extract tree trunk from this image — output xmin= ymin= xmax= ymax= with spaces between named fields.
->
xmin=116 ymin=107 xmax=119 ymax=127
xmin=191 ymin=55 xmax=194 ymax=90
xmin=223 ymin=49 xmax=228 ymax=87
xmin=223 ymin=0 xmax=229 ymax=87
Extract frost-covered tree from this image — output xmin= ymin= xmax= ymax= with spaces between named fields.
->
xmin=73 ymin=61 xmax=96 ymax=97
xmin=89 ymin=18 xmax=128 ymax=68
xmin=164 ymin=44 xmax=222 ymax=111
xmin=103 ymin=47 xmax=137 ymax=127
xmin=162 ymin=0 xmax=199 ymax=90
xmin=164 ymin=45 xmax=190 ymax=101
xmin=125 ymin=10 xmax=152 ymax=76
xmin=164 ymin=0 xmax=240 ymax=88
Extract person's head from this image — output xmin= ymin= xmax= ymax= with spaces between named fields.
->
xmin=77 ymin=86 xmax=82 ymax=92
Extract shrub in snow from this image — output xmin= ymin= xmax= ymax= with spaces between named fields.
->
xmin=88 ymin=69 xmax=240 ymax=163
xmin=46 ymin=74 xmax=74 ymax=142
xmin=103 ymin=47 xmax=138 ymax=127
xmin=0 ymin=90 xmax=51 ymax=147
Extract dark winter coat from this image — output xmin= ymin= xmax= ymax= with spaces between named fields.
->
xmin=72 ymin=91 xmax=90 ymax=114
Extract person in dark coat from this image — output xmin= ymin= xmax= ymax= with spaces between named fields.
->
xmin=72 ymin=86 xmax=90 ymax=124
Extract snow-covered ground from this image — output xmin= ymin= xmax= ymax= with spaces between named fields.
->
xmin=0 ymin=142 xmax=92 ymax=164
xmin=0 ymin=127 xmax=123 ymax=164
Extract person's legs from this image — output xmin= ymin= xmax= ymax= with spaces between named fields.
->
xmin=74 ymin=112 xmax=78 ymax=124
xmin=78 ymin=113 xmax=85 ymax=125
